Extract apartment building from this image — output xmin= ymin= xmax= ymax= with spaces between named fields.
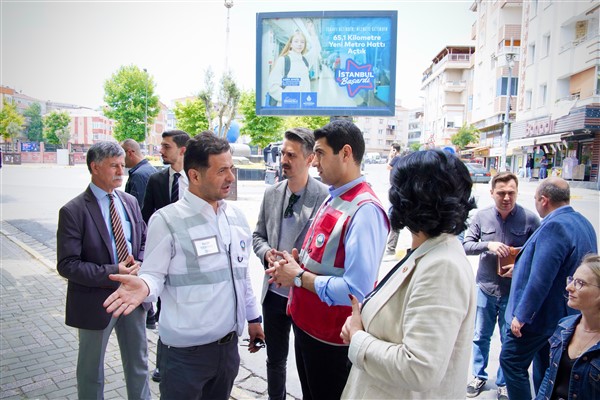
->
xmin=509 ymin=0 xmax=599 ymax=184
xmin=67 ymin=108 xmax=115 ymax=145
xmin=354 ymin=102 xmax=409 ymax=157
xmin=469 ymin=0 xmax=522 ymax=170
xmin=407 ymin=108 xmax=424 ymax=149
xmin=421 ymin=46 xmax=475 ymax=148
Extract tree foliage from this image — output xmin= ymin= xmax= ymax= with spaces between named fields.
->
xmin=198 ymin=69 xmax=241 ymax=138
xmin=104 ymin=65 xmax=159 ymax=142
xmin=44 ymin=110 xmax=71 ymax=148
xmin=238 ymin=91 xmax=284 ymax=148
xmin=282 ymin=116 xmax=330 ymax=132
xmin=451 ymin=123 xmax=480 ymax=150
xmin=173 ymin=98 xmax=210 ymax=135
xmin=409 ymin=142 xmax=422 ymax=152
xmin=24 ymin=102 xmax=44 ymax=142
xmin=0 ymin=99 xmax=25 ymax=141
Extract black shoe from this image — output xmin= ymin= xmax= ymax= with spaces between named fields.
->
xmin=151 ymin=368 xmax=161 ymax=382
xmin=466 ymin=377 xmax=486 ymax=398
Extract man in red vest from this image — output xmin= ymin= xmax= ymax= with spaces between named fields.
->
xmin=267 ymin=120 xmax=389 ymax=400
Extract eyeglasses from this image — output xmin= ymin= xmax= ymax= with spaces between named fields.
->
xmin=566 ymin=276 xmax=600 ymax=291
xmin=284 ymin=194 xmax=301 ymax=218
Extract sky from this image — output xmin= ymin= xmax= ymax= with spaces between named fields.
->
xmin=1 ymin=0 xmax=476 ymax=111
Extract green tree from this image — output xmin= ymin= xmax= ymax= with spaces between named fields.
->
xmin=24 ymin=103 xmax=44 ymax=142
xmin=173 ymin=98 xmax=210 ymax=135
xmin=282 ymin=116 xmax=330 ymax=132
xmin=0 ymin=99 xmax=25 ymax=142
xmin=238 ymin=91 xmax=284 ymax=148
xmin=44 ymin=110 xmax=71 ymax=148
xmin=450 ymin=123 xmax=480 ymax=150
xmin=198 ymin=69 xmax=241 ymax=138
xmin=409 ymin=142 xmax=422 ymax=152
xmin=104 ymin=65 xmax=159 ymax=142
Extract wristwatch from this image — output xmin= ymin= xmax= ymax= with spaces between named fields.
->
xmin=294 ymin=270 xmax=305 ymax=288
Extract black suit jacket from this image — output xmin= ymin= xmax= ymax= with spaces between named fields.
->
xmin=141 ymin=168 xmax=171 ymax=224
xmin=57 ymin=186 xmax=146 ymax=330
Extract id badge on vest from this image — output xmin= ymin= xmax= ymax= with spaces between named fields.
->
xmin=193 ymin=236 xmax=220 ymax=258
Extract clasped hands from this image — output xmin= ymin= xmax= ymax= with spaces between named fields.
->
xmin=264 ymin=248 xmax=302 ymax=287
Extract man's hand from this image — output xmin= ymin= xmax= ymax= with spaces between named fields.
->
xmin=103 ymin=274 xmax=149 ymax=317
xmin=247 ymin=322 xmax=266 ymax=353
xmin=340 ymin=294 xmax=363 ymax=344
xmin=118 ymin=254 xmax=138 ymax=274
xmin=500 ymin=264 xmax=514 ymax=278
xmin=510 ymin=317 xmax=525 ymax=338
xmin=264 ymin=249 xmax=279 ymax=269
xmin=487 ymin=242 xmax=511 ymax=258
xmin=265 ymin=250 xmax=301 ymax=287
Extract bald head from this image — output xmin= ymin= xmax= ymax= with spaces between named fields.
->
xmin=121 ymin=139 xmax=144 ymax=168
xmin=535 ymin=177 xmax=570 ymax=218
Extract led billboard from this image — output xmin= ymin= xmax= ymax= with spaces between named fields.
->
xmin=256 ymin=11 xmax=397 ymax=116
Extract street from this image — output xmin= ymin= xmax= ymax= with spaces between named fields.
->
xmin=1 ymin=162 xmax=598 ymax=399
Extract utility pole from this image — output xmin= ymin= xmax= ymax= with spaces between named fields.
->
xmin=143 ymin=68 xmax=148 ymax=141
xmin=500 ymin=38 xmax=517 ymax=172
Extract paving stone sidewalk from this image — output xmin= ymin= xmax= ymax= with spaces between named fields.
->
xmin=0 ymin=221 xmax=283 ymax=399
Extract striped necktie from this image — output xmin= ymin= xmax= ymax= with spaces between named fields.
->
xmin=171 ymin=172 xmax=180 ymax=203
xmin=107 ymin=193 xmax=129 ymax=263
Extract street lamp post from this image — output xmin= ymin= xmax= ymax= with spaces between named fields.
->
xmin=224 ymin=0 xmax=234 ymax=72
xmin=143 ymin=68 xmax=148 ymax=141
xmin=500 ymin=38 xmax=517 ymax=172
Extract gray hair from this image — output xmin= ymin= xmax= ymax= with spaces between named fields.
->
xmin=86 ymin=141 xmax=125 ymax=173
xmin=284 ymin=127 xmax=315 ymax=157
xmin=537 ymin=178 xmax=570 ymax=204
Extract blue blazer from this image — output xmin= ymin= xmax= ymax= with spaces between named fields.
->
xmin=505 ymin=206 xmax=597 ymax=336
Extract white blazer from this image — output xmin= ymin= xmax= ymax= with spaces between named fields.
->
xmin=342 ymin=234 xmax=476 ymax=399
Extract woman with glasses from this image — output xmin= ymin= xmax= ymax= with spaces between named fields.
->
xmin=340 ymin=149 xmax=478 ymax=399
xmin=536 ymin=254 xmax=600 ymax=400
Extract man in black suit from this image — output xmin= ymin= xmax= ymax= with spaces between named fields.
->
xmin=57 ymin=141 xmax=150 ymax=399
xmin=141 ymin=129 xmax=189 ymax=381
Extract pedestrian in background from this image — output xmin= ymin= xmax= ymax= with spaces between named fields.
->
xmin=104 ymin=132 xmax=265 ymax=400
xmin=340 ymin=149 xmax=477 ymax=399
xmin=535 ymin=254 xmax=600 ymax=400
xmin=253 ymin=128 xmax=328 ymax=400
xmin=267 ymin=120 xmax=389 ymax=400
xmin=463 ymin=172 xmax=540 ymax=400
xmin=539 ymin=155 xmax=549 ymax=180
xmin=121 ymin=139 xmax=156 ymax=208
xmin=500 ymin=177 xmax=597 ymax=400
xmin=385 ymin=142 xmax=402 ymax=256
xmin=57 ymin=141 xmax=150 ymax=400
xmin=526 ymin=155 xmax=533 ymax=181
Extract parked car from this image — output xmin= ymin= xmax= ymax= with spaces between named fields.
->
xmin=465 ymin=162 xmax=491 ymax=184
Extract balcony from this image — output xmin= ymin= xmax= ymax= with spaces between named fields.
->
xmin=443 ymin=80 xmax=467 ymax=92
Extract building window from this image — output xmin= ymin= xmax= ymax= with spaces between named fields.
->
xmin=528 ymin=43 xmax=536 ymax=65
xmin=531 ymin=0 xmax=538 ymax=18
xmin=542 ymin=34 xmax=551 ymax=58
xmin=378 ymin=129 xmax=383 ymax=135
xmin=525 ymin=90 xmax=532 ymax=110
xmin=496 ymin=77 xmax=519 ymax=96
xmin=539 ymin=84 xmax=547 ymax=106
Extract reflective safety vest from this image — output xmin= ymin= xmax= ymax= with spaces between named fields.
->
xmin=155 ymin=200 xmax=252 ymax=346
xmin=288 ymin=181 xmax=384 ymax=345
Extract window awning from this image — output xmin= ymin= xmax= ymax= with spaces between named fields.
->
xmin=509 ymin=133 xmax=564 ymax=148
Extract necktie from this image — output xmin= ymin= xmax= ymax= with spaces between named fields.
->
xmin=284 ymin=193 xmax=301 ymax=218
xmin=108 ymin=193 xmax=129 ymax=263
xmin=171 ymin=172 xmax=180 ymax=203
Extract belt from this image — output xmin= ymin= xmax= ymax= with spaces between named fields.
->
xmin=216 ymin=331 xmax=236 ymax=345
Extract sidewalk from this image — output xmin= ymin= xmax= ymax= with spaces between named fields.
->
xmin=0 ymin=221 xmax=281 ymax=399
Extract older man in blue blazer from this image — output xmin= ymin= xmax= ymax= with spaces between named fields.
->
xmin=57 ymin=141 xmax=150 ymax=399
xmin=500 ymin=177 xmax=597 ymax=400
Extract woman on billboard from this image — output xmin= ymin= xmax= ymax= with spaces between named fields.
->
xmin=267 ymin=21 xmax=321 ymax=106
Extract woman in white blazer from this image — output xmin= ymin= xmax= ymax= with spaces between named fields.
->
xmin=341 ymin=149 xmax=477 ymax=399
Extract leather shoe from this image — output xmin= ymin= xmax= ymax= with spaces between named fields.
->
xmin=151 ymin=368 xmax=161 ymax=382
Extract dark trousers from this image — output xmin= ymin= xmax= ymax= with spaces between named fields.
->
xmin=293 ymin=324 xmax=350 ymax=400
xmin=158 ymin=336 xmax=239 ymax=400
xmin=263 ymin=291 xmax=292 ymax=400
xmin=500 ymin=329 xmax=550 ymax=400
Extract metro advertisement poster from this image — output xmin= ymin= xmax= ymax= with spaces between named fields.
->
xmin=256 ymin=11 xmax=398 ymax=116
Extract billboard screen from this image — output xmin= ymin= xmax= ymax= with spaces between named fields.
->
xmin=256 ymin=11 xmax=397 ymax=116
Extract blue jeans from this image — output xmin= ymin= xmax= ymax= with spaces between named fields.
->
xmin=263 ymin=291 xmax=292 ymax=400
xmin=500 ymin=329 xmax=550 ymax=400
xmin=472 ymin=287 xmax=508 ymax=386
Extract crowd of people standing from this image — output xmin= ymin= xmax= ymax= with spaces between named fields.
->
xmin=55 ymin=120 xmax=598 ymax=400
